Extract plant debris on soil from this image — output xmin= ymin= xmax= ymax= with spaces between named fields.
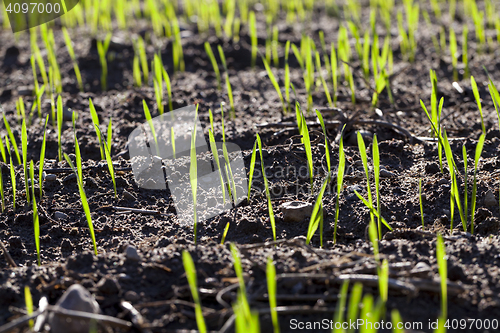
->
xmin=2 ymin=0 xmax=500 ymax=332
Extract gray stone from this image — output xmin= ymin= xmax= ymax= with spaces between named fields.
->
xmin=44 ymin=173 xmax=57 ymax=182
xmin=48 ymin=284 xmax=100 ymax=333
xmin=380 ymin=168 xmax=397 ymax=178
xmin=280 ymin=201 xmax=313 ymax=223
xmin=125 ymin=245 xmax=141 ymax=261
xmin=63 ymin=107 xmax=76 ymax=122
xmin=124 ymin=290 xmax=140 ymax=302
xmin=123 ymin=190 xmax=136 ymax=201
xmin=484 ymin=191 xmax=497 ymax=207
xmin=54 ymin=211 xmax=69 ymax=221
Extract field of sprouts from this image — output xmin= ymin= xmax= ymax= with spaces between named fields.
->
xmin=1 ymin=0 xmax=500 ymax=332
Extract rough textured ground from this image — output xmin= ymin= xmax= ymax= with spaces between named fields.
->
xmin=1 ymin=2 xmax=500 ymax=332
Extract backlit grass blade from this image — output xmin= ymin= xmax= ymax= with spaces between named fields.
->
xmin=5 ymin=137 xmax=16 ymax=210
xmin=72 ymin=112 xmax=83 ymax=184
xmin=306 ymin=174 xmax=329 ymax=246
xmin=221 ymin=222 xmax=230 ymax=244
xmin=0 ymin=135 xmax=6 ymax=163
xmin=249 ymin=11 xmax=257 ymax=68
xmin=471 ymin=76 xmax=486 ymax=134
xmin=333 ymin=127 xmax=345 ymax=243
xmin=204 ymin=42 xmax=221 ymax=90
xmin=315 ymin=52 xmax=333 ymax=107
xmin=247 ymin=140 xmax=257 ymax=201
xmin=64 ymin=153 xmax=97 ymax=255
xmin=209 ymin=130 xmax=226 ymax=205
xmin=373 ymin=134 xmax=381 ymax=239
xmin=262 ymin=56 xmax=285 ymax=114
xmin=22 ymin=119 xmax=29 ymax=204
xmin=143 ymin=100 xmax=159 ymax=155
xmin=30 ymin=160 xmax=40 ymax=266
xmin=0 ymin=154 xmax=3 ymax=211
xmin=57 ymin=95 xmax=64 ymax=161
xmin=3 ymin=114 xmax=21 ymax=165
xmin=89 ymin=98 xmax=105 ymax=160
xmin=296 ymin=104 xmax=313 ymax=193
xmin=182 ymin=251 xmax=207 ymax=333
xmin=462 ymin=144 xmax=468 ymax=227
xmin=315 ymin=110 xmax=330 ymax=173
xmin=39 ymin=115 xmax=49 ymax=200
xmin=354 ymin=190 xmax=392 ymax=231
xmin=436 ymin=234 xmax=447 ymax=320
xmin=471 ymin=134 xmax=485 ymax=233
xmin=357 ymin=131 xmax=374 ymax=228
xmin=347 ymin=283 xmax=363 ymax=333
xmin=378 ymin=259 xmax=389 ymax=302
xmin=266 ymin=257 xmax=279 ymax=333
xmin=391 ymin=309 xmax=404 ymax=333
xmin=256 ymin=134 xmax=276 ymax=241
xmin=333 ymin=280 xmax=349 ymax=327
xmin=488 ymin=80 xmax=500 ymax=131
xmin=24 ymin=286 xmax=34 ymax=329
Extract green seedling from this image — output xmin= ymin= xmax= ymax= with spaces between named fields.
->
xmin=57 ymin=96 xmax=64 ymax=161
xmin=315 ymin=52 xmax=333 ymax=107
xmin=419 ymin=179 xmax=424 ymax=230
xmin=182 ymin=251 xmax=207 ymax=333
xmin=39 ymin=115 xmax=48 ymax=200
xmin=24 ymin=286 xmax=34 ymax=328
xmin=6 ymin=137 xmax=16 ymax=210
xmin=208 ymin=129 xmax=226 ymax=205
xmin=262 ymin=56 xmax=286 ymax=114
xmin=97 ymin=32 xmax=112 ymax=90
xmin=204 ymin=42 xmax=221 ymax=90
xmin=378 ymin=259 xmax=389 ymax=302
xmin=0 ymin=135 xmax=6 ymax=163
xmin=357 ymin=132 xmax=375 ymax=230
xmin=22 ymin=119 xmax=29 ymax=204
xmin=221 ymin=222 xmax=230 ymax=244
xmin=159 ymin=67 xmax=173 ymax=112
xmin=471 ymin=134 xmax=485 ymax=234
xmin=296 ymin=104 xmax=313 ymax=192
xmin=266 ymin=257 xmax=279 ymax=333
xmin=30 ymin=161 xmax=40 ymax=266
xmin=0 ymin=152 xmax=3 ymax=211
xmin=471 ymin=76 xmax=486 ymax=135
xmin=368 ymin=217 xmax=379 ymax=262
xmin=3 ymin=115 xmax=21 ymax=165
xmin=217 ymin=46 xmax=235 ymax=119
xmin=284 ymin=41 xmax=291 ymax=112
xmin=89 ymin=98 xmax=105 ymax=160
xmin=252 ymin=134 xmax=276 ymax=240
xmin=133 ymin=56 xmax=142 ymax=87
xmin=315 ymin=110 xmax=330 ymax=174
xmin=64 ymin=153 xmax=97 ymax=255
xmin=462 ymin=145 xmax=468 ymax=228
xmin=488 ymin=80 xmax=500 ymax=131
xmin=306 ymin=173 xmax=329 ymax=246
xmin=333 ymin=280 xmax=349 ymax=328
xmin=436 ymin=234 xmax=447 ymax=321
xmin=347 ymin=283 xmax=363 ymax=333
xmin=247 ymin=140 xmax=257 ymax=201
xmin=62 ymin=27 xmax=83 ymax=91
xmin=135 ymin=36 xmax=149 ymax=84
xmin=331 ymin=43 xmax=338 ymax=106
xmin=153 ymin=54 xmax=164 ymax=114
xmin=373 ymin=134 xmax=382 ymax=238
xmin=96 ymin=123 xmax=117 ymax=198
xmin=333 ymin=127 xmax=346 ymax=244
xmin=391 ymin=309 xmax=405 ymax=333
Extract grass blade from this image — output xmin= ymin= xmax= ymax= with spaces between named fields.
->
xmin=266 ymin=257 xmax=279 ymax=333
xmin=182 ymin=251 xmax=207 ymax=333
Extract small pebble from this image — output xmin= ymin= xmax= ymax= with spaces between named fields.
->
xmin=124 ymin=290 xmax=140 ymax=303
xmin=484 ymin=191 xmax=497 ymax=207
xmin=54 ymin=211 xmax=69 ymax=221
xmin=380 ymin=168 xmax=397 ymax=178
xmin=48 ymin=284 xmax=100 ymax=333
xmin=63 ymin=173 xmax=76 ymax=183
xmin=123 ymin=190 xmax=136 ymax=201
xmin=125 ymin=245 xmax=141 ymax=261
xmin=44 ymin=173 xmax=57 ymax=182
xmin=96 ymin=276 xmax=121 ymax=295
xmin=280 ymin=201 xmax=313 ymax=223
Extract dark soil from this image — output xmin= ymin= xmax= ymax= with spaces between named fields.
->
xmin=2 ymin=2 xmax=500 ymax=333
